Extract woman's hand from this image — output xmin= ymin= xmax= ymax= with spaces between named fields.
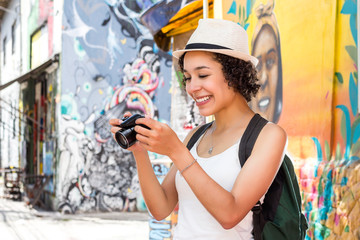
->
xmin=134 ymin=116 xmax=185 ymax=159
xmin=109 ymin=112 xmax=146 ymax=153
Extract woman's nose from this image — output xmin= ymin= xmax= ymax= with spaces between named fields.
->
xmin=186 ymin=80 xmax=201 ymax=94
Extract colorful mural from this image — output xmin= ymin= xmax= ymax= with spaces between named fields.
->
xmin=149 ymin=162 xmax=174 ymax=240
xmin=14 ymin=0 xmax=359 ymax=239
xmin=223 ymin=0 xmax=359 ymax=239
xmin=300 ymin=1 xmax=359 ymax=239
xmin=58 ymin=0 xmax=172 ymax=213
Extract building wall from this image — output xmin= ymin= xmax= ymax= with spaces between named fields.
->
xmin=0 ymin=0 xmax=21 ymax=169
xmin=16 ymin=1 xmax=59 ymax=208
xmin=221 ymin=0 xmax=359 ymax=239
xmin=57 ymin=0 xmax=172 ymax=214
xmin=22 ymin=0 xmax=55 ymax=70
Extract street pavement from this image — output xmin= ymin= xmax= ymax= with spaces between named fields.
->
xmin=0 ymin=191 xmax=150 ymax=240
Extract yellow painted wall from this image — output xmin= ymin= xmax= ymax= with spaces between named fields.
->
xmin=220 ymin=0 xmax=359 ymax=239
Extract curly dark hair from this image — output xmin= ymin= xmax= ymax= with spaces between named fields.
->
xmin=178 ymin=52 xmax=260 ymax=102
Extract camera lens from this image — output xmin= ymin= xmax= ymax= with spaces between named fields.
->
xmin=115 ymin=132 xmax=128 ymax=148
xmin=115 ymin=127 xmax=137 ymax=149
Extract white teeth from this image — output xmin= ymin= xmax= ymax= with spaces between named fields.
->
xmin=196 ymin=96 xmax=210 ymax=103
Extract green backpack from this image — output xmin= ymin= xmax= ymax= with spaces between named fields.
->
xmin=186 ymin=114 xmax=308 ymax=240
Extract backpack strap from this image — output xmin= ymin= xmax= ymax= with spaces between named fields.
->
xmin=238 ymin=113 xmax=268 ymax=240
xmin=239 ymin=114 xmax=268 ymax=166
xmin=186 ymin=122 xmax=213 ymax=150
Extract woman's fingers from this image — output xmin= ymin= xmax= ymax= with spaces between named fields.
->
xmin=136 ymin=133 xmax=151 ymax=146
xmin=123 ymin=111 xmax=132 ymax=117
xmin=134 ymin=125 xmax=151 ymax=137
xmin=109 ymin=119 xmax=121 ymax=127
xmin=109 ymin=112 xmax=132 ymax=127
xmin=135 ymin=117 xmax=158 ymax=130
xmin=110 ymin=126 xmax=121 ymax=134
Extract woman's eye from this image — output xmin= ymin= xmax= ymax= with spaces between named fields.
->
xmin=199 ymin=75 xmax=209 ymax=79
xmin=184 ymin=76 xmax=191 ymax=81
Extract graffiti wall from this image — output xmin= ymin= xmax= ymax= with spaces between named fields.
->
xmin=148 ymin=161 xmax=176 ymax=240
xmin=223 ymin=0 xmax=359 ymax=239
xmin=58 ymin=0 xmax=172 ymax=214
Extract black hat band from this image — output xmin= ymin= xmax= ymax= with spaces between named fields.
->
xmin=185 ymin=43 xmax=232 ymax=50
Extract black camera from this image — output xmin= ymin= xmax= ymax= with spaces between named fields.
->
xmin=115 ymin=114 xmax=149 ymax=149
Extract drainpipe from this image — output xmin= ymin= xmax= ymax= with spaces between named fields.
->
xmin=17 ymin=0 xmax=22 ymax=170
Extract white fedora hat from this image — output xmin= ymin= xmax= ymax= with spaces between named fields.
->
xmin=173 ymin=18 xmax=258 ymax=66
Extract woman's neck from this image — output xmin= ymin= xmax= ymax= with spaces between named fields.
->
xmin=212 ymin=97 xmax=254 ymax=132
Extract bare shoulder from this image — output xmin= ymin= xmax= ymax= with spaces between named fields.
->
xmin=253 ymin=122 xmax=287 ymax=158
xmin=261 ymin=122 xmax=287 ymax=141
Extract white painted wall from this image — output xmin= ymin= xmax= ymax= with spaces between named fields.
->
xmin=1 ymin=0 xmax=21 ymax=83
xmin=52 ymin=0 xmax=63 ymax=56
xmin=0 ymin=0 xmax=22 ymax=168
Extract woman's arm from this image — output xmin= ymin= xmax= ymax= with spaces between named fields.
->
xmin=132 ymin=124 xmax=202 ymax=220
xmin=135 ymin=117 xmax=286 ymax=229
xmin=132 ymin=150 xmax=178 ymax=220
xmin=109 ymin=115 xmax=199 ymax=220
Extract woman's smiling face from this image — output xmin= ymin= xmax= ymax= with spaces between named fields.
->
xmin=183 ymin=51 xmax=237 ymax=117
xmin=251 ymin=25 xmax=279 ymax=121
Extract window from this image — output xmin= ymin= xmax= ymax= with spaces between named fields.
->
xmin=31 ymin=24 xmax=48 ymax=69
xmin=11 ymin=21 xmax=16 ymax=54
xmin=3 ymin=37 xmax=6 ymax=65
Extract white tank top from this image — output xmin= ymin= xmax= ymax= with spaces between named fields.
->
xmin=174 ymin=134 xmax=254 ymax=240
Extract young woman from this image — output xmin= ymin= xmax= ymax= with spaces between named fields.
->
xmin=110 ymin=18 xmax=287 ymax=239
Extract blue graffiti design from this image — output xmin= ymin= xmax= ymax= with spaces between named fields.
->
xmin=335 ymin=105 xmax=351 ymax=160
xmin=149 ymin=219 xmax=172 ymax=239
xmin=227 ymin=0 xmax=237 ymax=15
xmin=340 ymin=0 xmax=356 ymax=14
xmin=341 ymin=0 xmax=357 ymax=46
xmin=320 ymin=170 xmax=333 ymax=221
xmin=153 ymin=164 xmax=169 ymax=176
xmin=349 ymin=14 xmax=357 ymax=46
xmin=340 ymin=176 xmax=348 ymax=186
xmin=149 ymin=230 xmax=171 ymax=240
xmin=311 ymin=137 xmax=323 ymax=161
xmin=74 ymin=38 xmax=86 ymax=58
xmin=349 ymin=73 xmax=358 ymax=116
xmin=149 ymin=219 xmax=171 ymax=230
xmin=311 ymin=137 xmax=323 ymax=177
xmin=352 ymin=121 xmax=360 ymax=144
xmin=246 ymin=0 xmax=251 ymax=17
xmin=61 ymin=94 xmax=80 ymax=120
